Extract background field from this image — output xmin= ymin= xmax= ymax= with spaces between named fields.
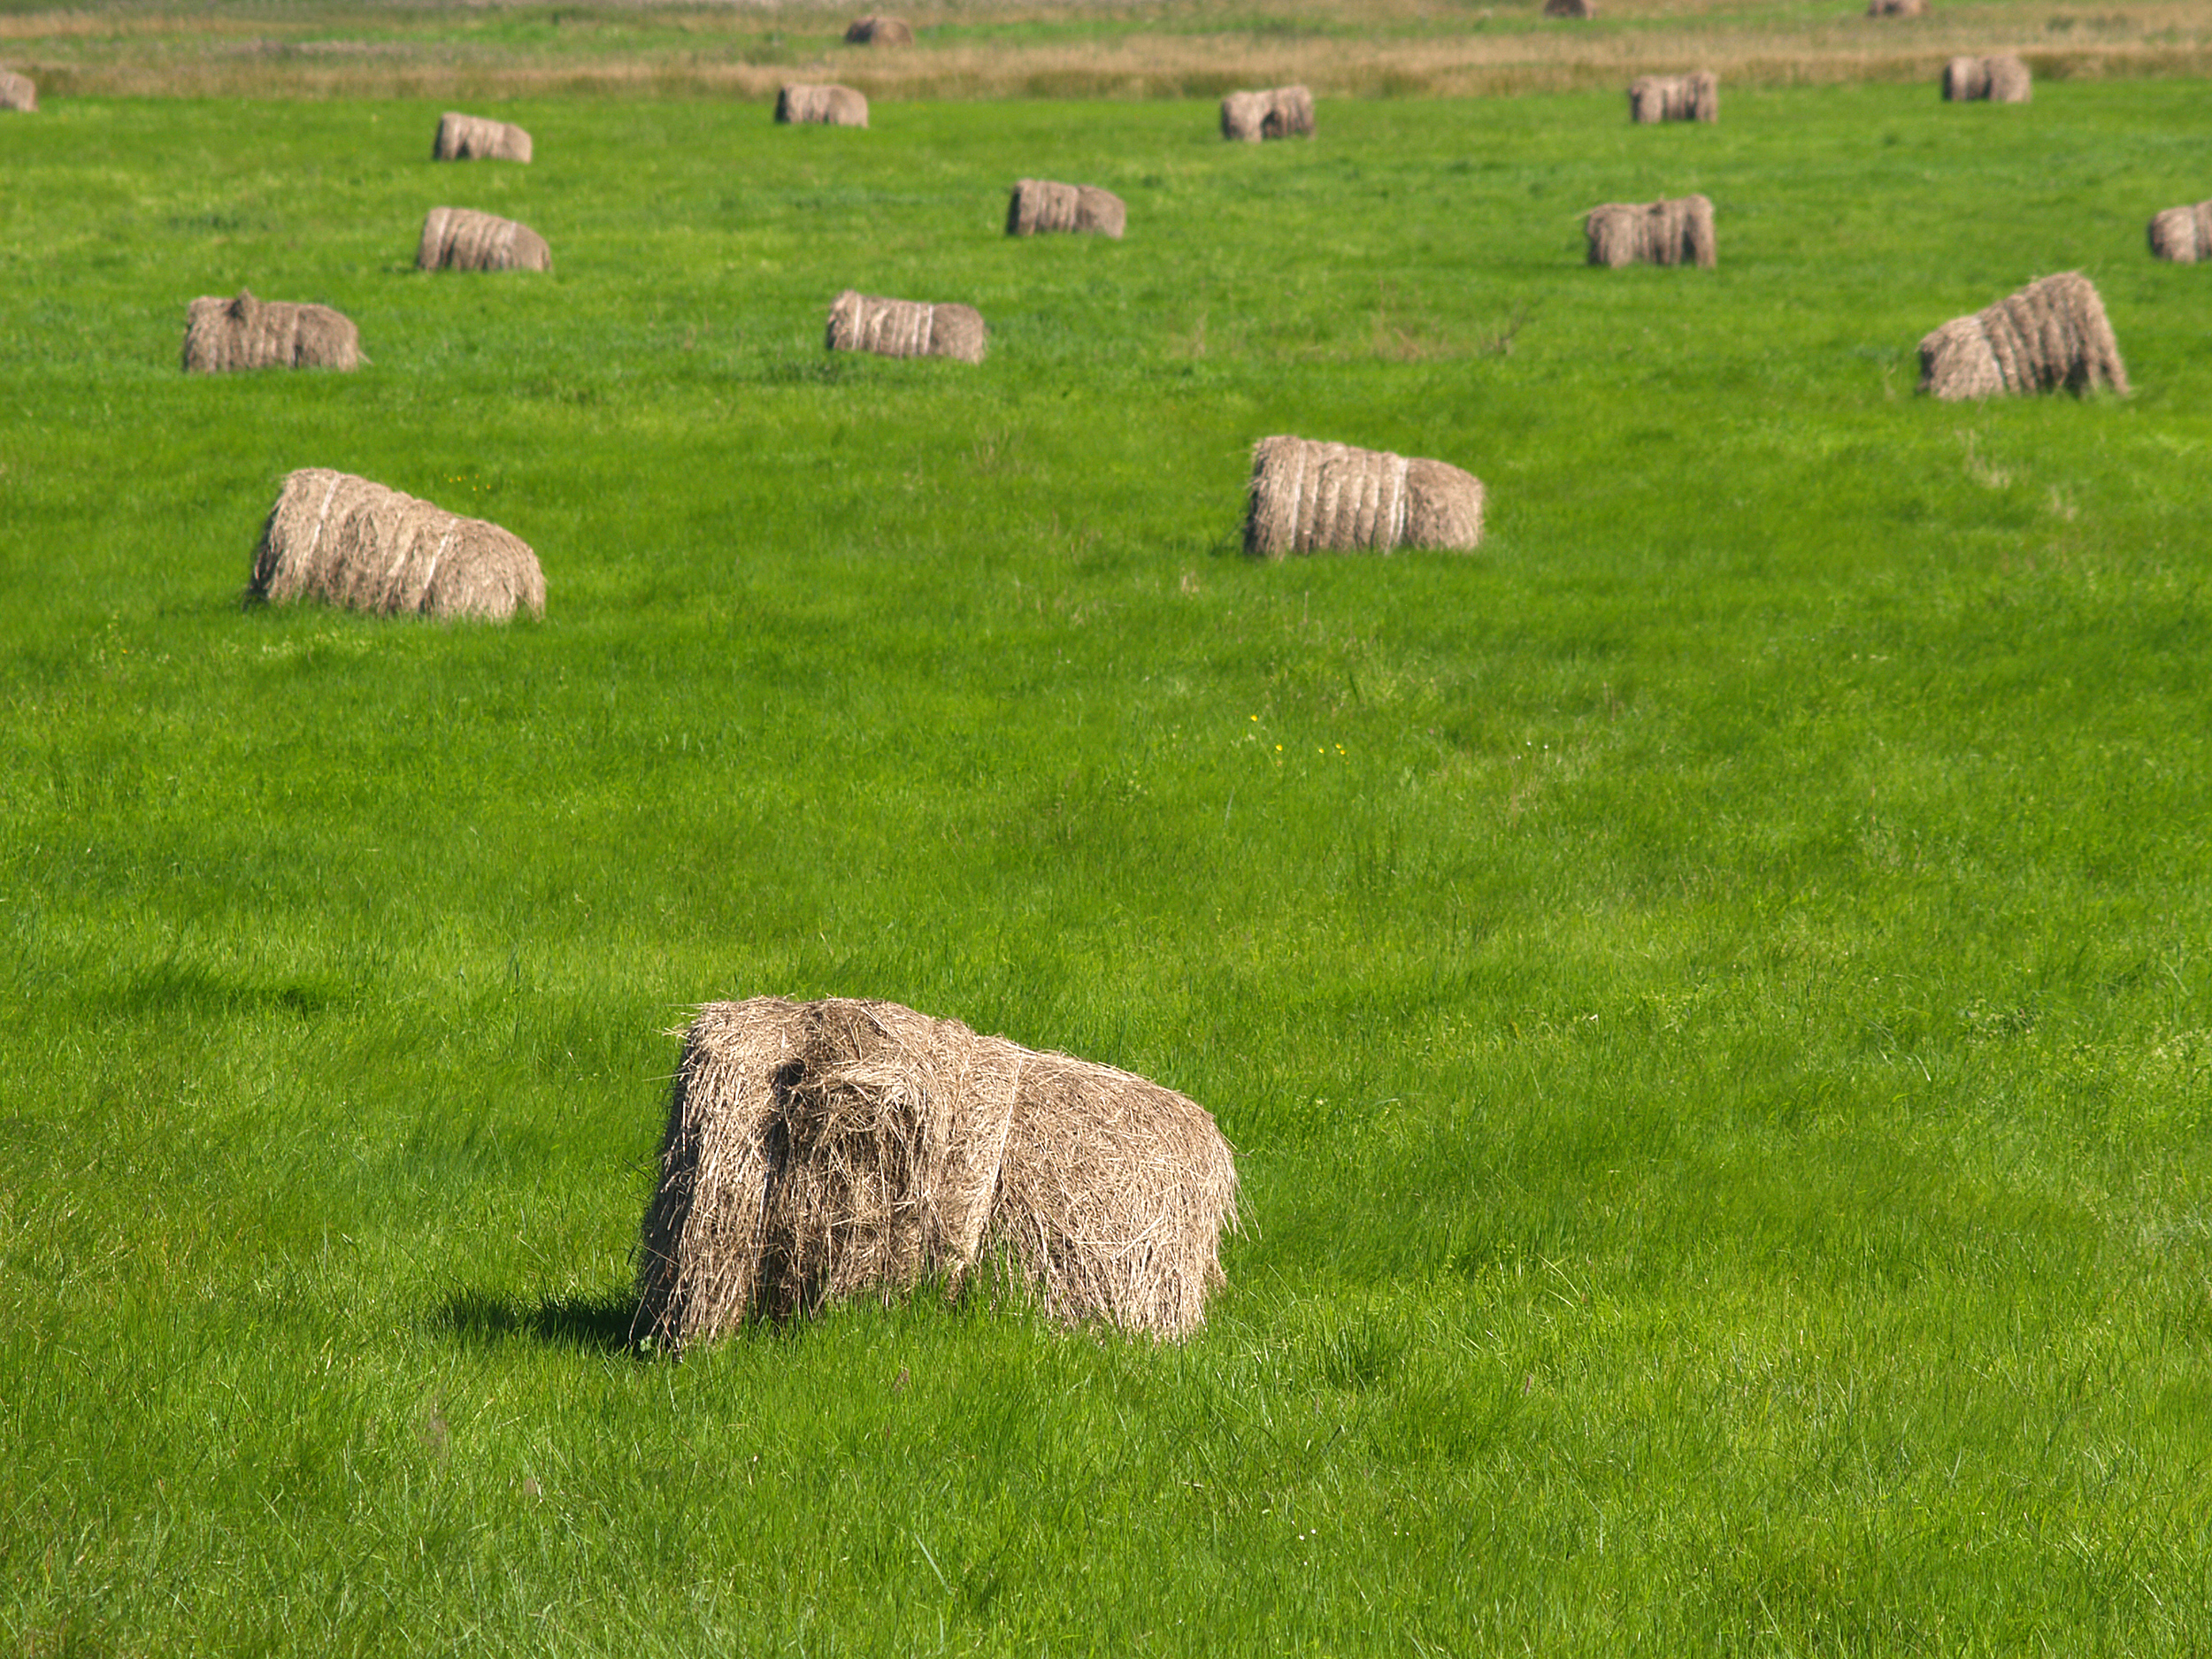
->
xmin=4 ymin=75 xmax=2212 ymax=1655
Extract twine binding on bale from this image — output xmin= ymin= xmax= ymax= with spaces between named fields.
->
xmin=1244 ymin=436 xmax=1485 ymax=557
xmin=1942 ymin=53 xmax=2031 ymax=100
xmin=1584 ymin=195 xmax=1717 ymax=267
xmin=417 ymin=207 xmax=550 ymax=273
xmin=826 ymin=288 xmax=987 ymax=364
xmin=182 ymin=290 xmax=360 ymax=374
xmin=2147 ymin=200 xmax=2212 ymax=264
xmin=1629 ymin=72 xmax=1718 ymax=122
xmin=250 ymin=467 xmax=545 ymax=621
xmin=433 ymin=111 xmax=532 ymax=162
xmin=1006 ymin=180 xmax=1127 ymax=239
xmin=0 ymin=68 xmax=34 ymax=111
xmin=1916 ymin=272 xmax=2128 ymax=400
xmin=844 ymin=15 xmax=913 ymax=43
xmin=777 ymin=83 xmax=870 ymax=126
xmin=1220 ymin=85 xmax=1315 ymax=142
xmin=633 ymin=997 xmax=1240 ymax=1348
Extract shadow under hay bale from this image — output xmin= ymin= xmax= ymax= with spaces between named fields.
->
xmin=1917 ymin=272 xmax=2128 ymax=400
xmin=0 ymin=69 xmax=34 ymax=111
xmin=182 ymin=290 xmax=359 ymax=374
xmin=1943 ymin=53 xmax=2031 ymax=100
xmin=1584 ymin=195 xmax=1716 ymax=267
xmin=826 ymin=288 xmax=987 ymax=363
xmin=433 ymin=111 xmax=533 ymax=162
xmin=1629 ymin=71 xmax=1718 ymax=122
xmin=1220 ymin=85 xmax=1314 ymax=142
xmin=634 ymin=998 xmax=1240 ymax=1348
xmin=2148 ymin=200 xmax=2212 ymax=263
xmin=1244 ymin=436 xmax=1485 ymax=557
xmin=844 ymin=15 xmax=913 ymax=44
xmin=777 ymin=83 xmax=869 ymax=126
xmin=1006 ymin=179 xmax=1126 ymax=238
xmin=416 ymin=207 xmax=549 ymax=273
xmin=250 ymin=467 xmax=545 ymax=621
xmin=1544 ymin=0 xmax=1598 ymax=17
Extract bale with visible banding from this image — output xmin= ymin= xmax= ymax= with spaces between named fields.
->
xmin=0 ymin=69 xmax=34 ymax=111
xmin=182 ymin=290 xmax=360 ymax=374
xmin=1943 ymin=53 xmax=2031 ymax=100
xmin=2147 ymin=200 xmax=2212 ymax=263
xmin=1585 ymin=195 xmax=1716 ymax=268
xmin=777 ymin=83 xmax=869 ymax=126
xmin=416 ymin=207 xmax=549 ymax=273
xmin=1220 ymin=85 xmax=1314 ymax=142
xmin=1917 ymin=272 xmax=2128 ymax=400
xmin=826 ymin=288 xmax=987 ymax=364
xmin=250 ymin=468 xmax=545 ymax=621
xmin=633 ymin=997 xmax=1240 ymax=1348
xmin=1006 ymin=179 xmax=1126 ymax=239
xmin=1629 ymin=72 xmax=1718 ymax=122
xmin=1243 ymin=436 xmax=1485 ymax=558
xmin=844 ymin=15 xmax=913 ymax=43
xmin=433 ymin=111 xmax=532 ymax=162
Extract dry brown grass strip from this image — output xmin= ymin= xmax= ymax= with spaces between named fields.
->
xmin=1584 ymin=194 xmax=1717 ymax=267
xmin=845 ymin=16 xmax=914 ymax=45
xmin=1917 ymin=272 xmax=2128 ymax=399
xmin=1628 ymin=69 xmax=1717 ymax=120
xmin=776 ymin=81 xmax=869 ymax=124
xmin=0 ymin=67 xmax=33 ymax=110
xmin=2147 ymin=199 xmax=2212 ymax=262
xmin=1942 ymin=51 xmax=2032 ymax=98
xmin=1220 ymin=84 xmax=1314 ymax=141
xmin=826 ymin=288 xmax=987 ymax=363
xmin=1244 ymin=435 xmax=1484 ymax=557
xmin=182 ymin=289 xmax=359 ymax=373
xmin=416 ymin=206 xmax=549 ymax=272
xmin=433 ymin=110 xmax=531 ymax=161
xmin=1006 ymin=178 xmax=1125 ymax=238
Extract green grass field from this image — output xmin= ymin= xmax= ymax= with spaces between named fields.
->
xmin=4 ymin=79 xmax=2212 ymax=1654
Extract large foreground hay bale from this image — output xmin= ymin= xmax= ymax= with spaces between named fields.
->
xmin=1917 ymin=271 xmax=2128 ymax=400
xmin=1943 ymin=53 xmax=2031 ymax=100
xmin=2147 ymin=200 xmax=2212 ymax=263
xmin=1220 ymin=85 xmax=1315 ymax=142
xmin=182 ymin=290 xmax=360 ymax=374
xmin=0 ymin=69 xmax=35 ymax=111
xmin=250 ymin=468 xmax=545 ymax=620
xmin=433 ymin=111 xmax=532 ymax=162
xmin=1584 ymin=194 xmax=1717 ymax=267
xmin=844 ymin=15 xmax=913 ymax=43
xmin=1628 ymin=71 xmax=1718 ymax=122
xmin=634 ymin=997 xmax=1240 ymax=1348
xmin=1005 ymin=179 xmax=1126 ymax=238
xmin=416 ymin=206 xmax=549 ymax=272
xmin=1544 ymin=0 xmax=1598 ymax=17
xmin=826 ymin=288 xmax=987 ymax=363
xmin=1244 ymin=436 xmax=1485 ymax=557
xmin=777 ymin=83 xmax=870 ymax=126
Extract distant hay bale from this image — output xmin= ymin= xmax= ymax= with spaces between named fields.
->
xmin=181 ymin=290 xmax=360 ymax=374
xmin=1220 ymin=85 xmax=1315 ymax=142
xmin=633 ymin=997 xmax=1240 ymax=1349
xmin=844 ymin=15 xmax=913 ymax=43
xmin=1243 ymin=436 xmax=1485 ymax=558
xmin=777 ymin=83 xmax=870 ymax=126
xmin=250 ymin=468 xmax=544 ymax=621
xmin=1916 ymin=272 xmax=2128 ymax=400
xmin=1943 ymin=53 xmax=2031 ymax=100
xmin=1629 ymin=71 xmax=1718 ymax=122
xmin=1584 ymin=195 xmax=1717 ymax=267
xmin=0 ymin=69 xmax=35 ymax=111
xmin=433 ymin=111 xmax=532 ymax=163
xmin=1867 ymin=0 xmax=1926 ymax=14
xmin=1005 ymin=179 xmax=1126 ymax=238
xmin=826 ymin=288 xmax=987 ymax=364
xmin=416 ymin=206 xmax=549 ymax=273
xmin=2147 ymin=200 xmax=2212 ymax=263
xmin=1544 ymin=0 xmax=1598 ymax=17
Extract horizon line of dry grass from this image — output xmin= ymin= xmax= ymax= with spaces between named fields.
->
xmin=6 ymin=0 xmax=2212 ymax=96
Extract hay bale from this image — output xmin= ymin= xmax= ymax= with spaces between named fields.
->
xmin=0 ymin=69 xmax=35 ymax=111
xmin=416 ymin=206 xmax=549 ymax=273
xmin=181 ymin=289 xmax=360 ymax=374
xmin=1583 ymin=194 xmax=1717 ymax=268
xmin=633 ymin=997 xmax=1240 ymax=1348
xmin=1243 ymin=436 xmax=1485 ymax=557
xmin=1005 ymin=179 xmax=1126 ymax=239
xmin=2147 ymin=200 xmax=2212 ymax=263
xmin=1916 ymin=272 xmax=2128 ymax=400
xmin=1544 ymin=0 xmax=1598 ymax=17
xmin=1867 ymin=0 xmax=1926 ymax=14
xmin=433 ymin=111 xmax=533 ymax=163
xmin=1220 ymin=85 xmax=1315 ymax=142
xmin=826 ymin=288 xmax=987 ymax=364
xmin=250 ymin=467 xmax=545 ymax=621
xmin=844 ymin=15 xmax=913 ymax=43
xmin=1943 ymin=53 xmax=2031 ymax=100
xmin=1628 ymin=71 xmax=1719 ymax=122
xmin=777 ymin=83 xmax=870 ymax=126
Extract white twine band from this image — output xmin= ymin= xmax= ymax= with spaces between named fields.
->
xmin=303 ymin=473 xmax=342 ymax=565
xmin=1388 ymin=453 xmax=1410 ymax=546
xmin=419 ymin=518 xmax=459 ymax=608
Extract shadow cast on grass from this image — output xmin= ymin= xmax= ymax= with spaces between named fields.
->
xmin=437 ymin=1287 xmax=642 ymax=1355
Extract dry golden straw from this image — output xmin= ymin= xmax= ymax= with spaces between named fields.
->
xmin=1244 ymin=436 xmax=1485 ymax=557
xmin=0 ymin=68 xmax=35 ymax=111
xmin=1006 ymin=179 xmax=1126 ymax=239
xmin=182 ymin=290 xmax=359 ymax=374
xmin=1917 ymin=272 xmax=2128 ymax=400
xmin=433 ymin=111 xmax=532 ymax=162
xmin=826 ymin=288 xmax=987 ymax=363
xmin=776 ymin=82 xmax=869 ymax=125
xmin=1220 ymin=85 xmax=1315 ymax=142
xmin=250 ymin=467 xmax=545 ymax=621
xmin=634 ymin=997 xmax=1240 ymax=1348
xmin=844 ymin=16 xmax=913 ymax=45
xmin=1629 ymin=71 xmax=1719 ymax=121
xmin=2147 ymin=199 xmax=2212 ymax=263
xmin=1942 ymin=52 xmax=2032 ymax=99
xmin=416 ymin=206 xmax=549 ymax=273
xmin=1584 ymin=195 xmax=1717 ymax=267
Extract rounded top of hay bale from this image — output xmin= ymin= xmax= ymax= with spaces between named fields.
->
xmin=844 ymin=15 xmax=914 ymax=44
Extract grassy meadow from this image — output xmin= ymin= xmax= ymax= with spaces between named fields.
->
xmin=4 ymin=74 xmax=2212 ymax=1654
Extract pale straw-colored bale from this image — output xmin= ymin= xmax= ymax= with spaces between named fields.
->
xmin=0 ymin=69 xmax=35 ymax=111
xmin=416 ymin=206 xmax=549 ymax=272
xmin=1220 ymin=84 xmax=1314 ymax=141
xmin=1628 ymin=71 xmax=1718 ymax=122
xmin=182 ymin=290 xmax=360 ymax=373
xmin=1944 ymin=53 xmax=2031 ymax=99
xmin=1243 ymin=436 xmax=1485 ymax=557
xmin=1005 ymin=179 xmax=1127 ymax=238
xmin=1917 ymin=272 xmax=2128 ymax=400
xmin=825 ymin=288 xmax=987 ymax=363
xmin=844 ymin=16 xmax=914 ymax=43
xmin=433 ymin=111 xmax=533 ymax=162
xmin=1584 ymin=194 xmax=1716 ymax=267
xmin=777 ymin=83 xmax=870 ymax=126
xmin=2147 ymin=200 xmax=2212 ymax=263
